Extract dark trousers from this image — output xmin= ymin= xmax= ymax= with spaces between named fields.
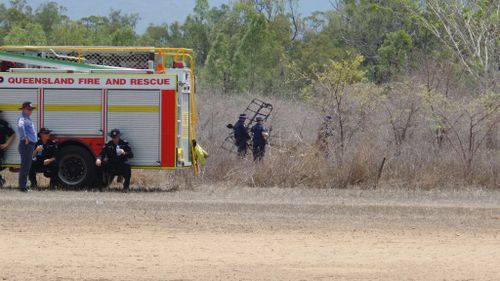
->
xmin=0 ymin=151 xmax=5 ymax=185
xmin=253 ymin=143 xmax=266 ymax=161
xmin=236 ymin=140 xmax=248 ymax=157
xmin=29 ymin=160 xmax=58 ymax=187
xmin=101 ymin=161 xmax=131 ymax=189
xmin=18 ymin=141 xmax=35 ymax=190
xmin=0 ymin=155 xmax=5 ymax=187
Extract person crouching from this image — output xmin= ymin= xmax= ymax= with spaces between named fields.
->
xmin=96 ymin=129 xmax=134 ymax=192
xmin=29 ymin=128 xmax=59 ymax=189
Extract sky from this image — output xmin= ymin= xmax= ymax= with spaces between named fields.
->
xmin=1 ymin=0 xmax=333 ymax=33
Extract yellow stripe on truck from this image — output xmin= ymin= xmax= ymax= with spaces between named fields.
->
xmin=44 ymin=104 xmax=101 ymax=112
xmin=0 ymin=104 xmax=159 ymax=113
xmin=108 ymin=105 xmax=159 ymax=113
xmin=0 ymin=104 xmax=38 ymax=111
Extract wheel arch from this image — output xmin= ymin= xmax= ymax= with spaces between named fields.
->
xmin=57 ymin=139 xmax=97 ymax=160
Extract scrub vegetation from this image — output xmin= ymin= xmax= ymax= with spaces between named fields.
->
xmin=0 ymin=0 xmax=499 ymax=189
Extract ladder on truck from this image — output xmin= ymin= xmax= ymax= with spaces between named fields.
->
xmin=0 ymin=46 xmax=195 ymax=73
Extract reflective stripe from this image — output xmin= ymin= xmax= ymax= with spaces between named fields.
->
xmin=182 ymin=112 xmax=189 ymax=138
xmin=108 ymin=105 xmax=160 ymax=113
xmin=0 ymin=104 xmax=37 ymax=111
xmin=44 ymin=104 xmax=101 ymax=112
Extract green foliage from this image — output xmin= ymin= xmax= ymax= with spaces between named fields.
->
xmin=51 ymin=21 xmax=92 ymax=45
xmin=374 ymin=30 xmax=413 ymax=83
xmin=0 ymin=0 xmax=495 ymax=97
xmin=139 ymin=24 xmax=169 ymax=46
xmin=4 ymin=22 xmax=47 ymax=45
xmin=35 ymin=2 xmax=67 ymax=34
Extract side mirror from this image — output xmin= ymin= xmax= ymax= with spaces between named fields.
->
xmin=226 ymin=124 xmax=234 ymax=129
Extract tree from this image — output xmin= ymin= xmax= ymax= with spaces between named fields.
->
xmin=375 ymin=30 xmax=413 ymax=82
xmin=183 ymin=0 xmax=211 ymax=66
xmin=292 ymin=55 xmax=381 ymax=156
xmin=51 ymin=21 xmax=92 ymax=45
xmin=203 ymin=33 xmax=231 ymax=93
xmin=4 ymin=22 xmax=47 ymax=45
xmin=422 ymin=90 xmax=500 ymax=182
xmin=35 ymin=2 xmax=67 ymax=35
xmin=233 ymin=11 xmax=276 ymax=92
xmin=411 ymin=0 xmax=499 ymax=83
xmin=112 ymin=26 xmax=137 ymax=46
xmin=140 ymin=23 xmax=169 ymax=46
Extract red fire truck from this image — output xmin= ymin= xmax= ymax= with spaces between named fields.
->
xmin=0 ymin=46 xmax=196 ymax=188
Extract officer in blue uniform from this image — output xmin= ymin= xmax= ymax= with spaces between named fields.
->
xmin=0 ymin=110 xmax=16 ymax=188
xmin=29 ymin=128 xmax=59 ymax=189
xmin=96 ymin=129 xmax=134 ymax=192
xmin=17 ymin=102 xmax=37 ymax=192
xmin=251 ymin=116 xmax=268 ymax=161
xmin=233 ymin=114 xmax=250 ymax=157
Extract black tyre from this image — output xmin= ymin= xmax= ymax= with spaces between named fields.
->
xmin=57 ymin=145 xmax=96 ymax=189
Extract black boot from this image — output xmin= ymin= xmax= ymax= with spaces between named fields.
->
xmin=123 ymin=177 xmax=130 ymax=193
xmin=49 ymin=178 xmax=57 ymax=190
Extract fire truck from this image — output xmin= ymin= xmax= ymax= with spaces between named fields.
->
xmin=0 ymin=46 xmax=196 ymax=188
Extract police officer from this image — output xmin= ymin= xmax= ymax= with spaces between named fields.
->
xmin=0 ymin=110 xmax=16 ymax=188
xmin=17 ymin=102 xmax=37 ymax=192
xmin=29 ymin=128 xmax=58 ymax=189
xmin=96 ymin=129 xmax=134 ymax=192
xmin=316 ymin=115 xmax=334 ymax=157
xmin=233 ymin=114 xmax=250 ymax=157
xmin=251 ymin=116 xmax=269 ymax=161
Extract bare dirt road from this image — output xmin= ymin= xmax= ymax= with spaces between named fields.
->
xmin=0 ymin=186 xmax=499 ymax=281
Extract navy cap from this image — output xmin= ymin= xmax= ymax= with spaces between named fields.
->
xmin=38 ymin=127 xmax=52 ymax=134
xmin=20 ymin=101 xmax=36 ymax=110
xmin=109 ymin=129 xmax=121 ymax=138
xmin=239 ymin=114 xmax=247 ymax=119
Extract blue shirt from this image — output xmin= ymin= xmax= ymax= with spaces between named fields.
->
xmin=17 ymin=112 xmax=37 ymax=143
xmin=251 ymin=123 xmax=267 ymax=144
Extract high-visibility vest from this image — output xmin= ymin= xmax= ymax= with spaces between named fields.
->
xmin=194 ymin=144 xmax=209 ymax=166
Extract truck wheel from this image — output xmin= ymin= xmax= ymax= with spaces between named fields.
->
xmin=58 ymin=145 xmax=96 ymax=189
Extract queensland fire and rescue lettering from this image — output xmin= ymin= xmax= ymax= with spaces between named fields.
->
xmin=0 ymin=74 xmax=174 ymax=90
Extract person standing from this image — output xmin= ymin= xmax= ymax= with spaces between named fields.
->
xmin=29 ymin=128 xmax=59 ymax=189
xmin=251 ymin=116 xmax=269 ymax=161
xmin=316 ymin=115 xmax=334 ymax=158
xmin=17 ymin=102 xmax=37 ymax=192
xmin=0 ymin=110 xmax=16 ymax=188
xmin=96 ymin=129 xmax=134 ymax=192
xmin=233 ymin=114 xmax=250 ymax=157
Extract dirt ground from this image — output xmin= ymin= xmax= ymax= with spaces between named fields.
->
xmin=0 ymin=185 xmax=499 ymax=281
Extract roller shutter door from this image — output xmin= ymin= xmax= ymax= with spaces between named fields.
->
xmin=107 ymin=90 xmax=161 ymax=166
xmin=43 ymin=89 xmax=102 ymax=136
xmin=178 ymin=91 xmax=191 ymax=165
xmin=0 ymin=89 xmax=39 ymax=164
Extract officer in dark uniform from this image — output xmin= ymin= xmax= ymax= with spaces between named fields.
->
xmin=0 ymin=110 xmax=16 ymax=188
xmin=233 ymin=114 xmax=251 ymax=157
xmin=316 ymin=115 xmax=334 ymax=157
xmin=96 ymin=129 xmax=134 ymax=192
xmin=251 ymin=116 xmax=268 ymax=161
xmin=29 ymin=128 xmax=58 ymax=189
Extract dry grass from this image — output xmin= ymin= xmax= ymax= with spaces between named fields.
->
xmin=2 ymin=87 xmax=498 ymax=191
xmin=190 ymin=89 xmax=500 ymax=190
